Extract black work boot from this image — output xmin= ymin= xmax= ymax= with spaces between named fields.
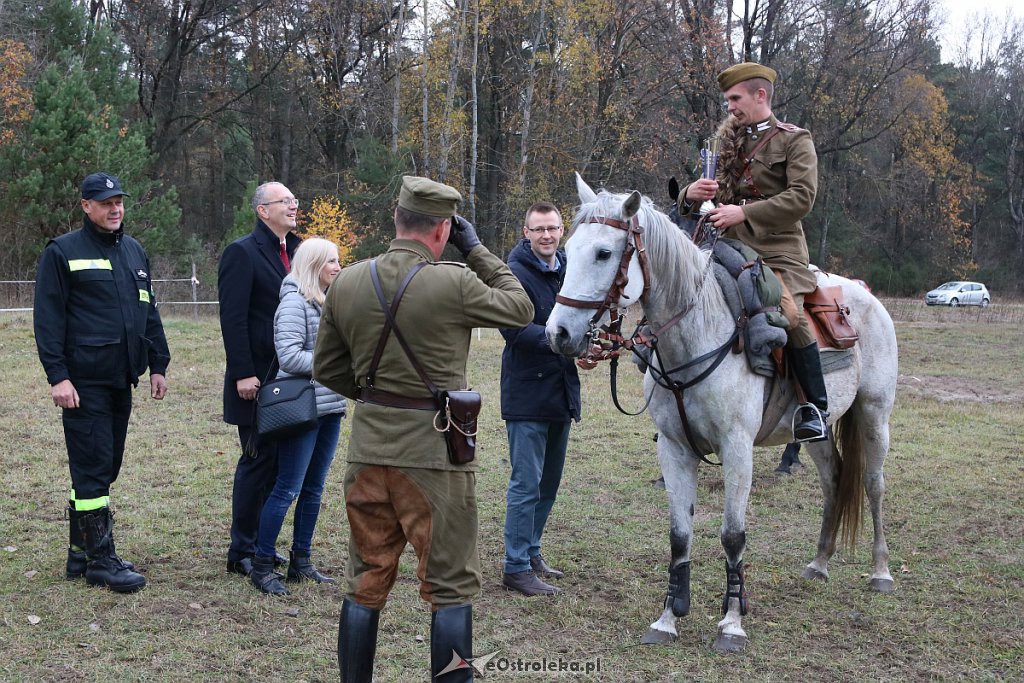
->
xmin=431 ymin=603 xmax=473 ymax=681
xmin=286 ymin=550 xmax=336 ymax=584
xmin=67 ymin=504 xmax=135 ymax=579
xmin=66 ymin=504 xmax=87 ymax=579
xmin=789 ymin=342 xmax=830 ymax=442
xmin=80 ymin=508 xmax=146 ymax=593
xmin=249 ymin=555 xmax=289 ymax=595
xmin=338 ymin=597 xmax=379 ymax=683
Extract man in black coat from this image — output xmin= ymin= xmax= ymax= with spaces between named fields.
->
xmin=218 ymin=181 xmax=302 ymax=576
xmin=499 ymin=201 xmax=594 ymax=597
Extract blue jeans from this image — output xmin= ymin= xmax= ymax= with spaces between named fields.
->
xmin=503 ymin=420 xmax=570 ymax=574
xmin=255 ymin=413 xmax=341 ymax=558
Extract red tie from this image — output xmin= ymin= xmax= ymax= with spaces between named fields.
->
xmin=279 ymin=242 xmax=290 ymax=273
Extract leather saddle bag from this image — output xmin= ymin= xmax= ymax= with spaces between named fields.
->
xmin=803 ymin=285 xmax=859 ymax=349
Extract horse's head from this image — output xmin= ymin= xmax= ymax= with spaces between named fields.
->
xmin=546 ymin=173 xmax=649 ymax=357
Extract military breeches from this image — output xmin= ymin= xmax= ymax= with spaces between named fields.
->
xmin=343 ymin=463 xmax=480 ymax=610
xmin=62 ymin=384 xmax=133 ymax=504
xmin=777 ymin=271 xmax=815 ymax=348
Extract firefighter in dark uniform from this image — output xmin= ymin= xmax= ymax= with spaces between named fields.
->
xmin=34 ymin=172 xmax=170 ymax=593
xmin=680 ymin=62 xmax=829 ymax=442
xmin=314 ymin=177 xmax=533 ymax=682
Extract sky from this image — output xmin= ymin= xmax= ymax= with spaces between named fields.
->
xmin=936 ymin=0 xmax=1021 ymax=61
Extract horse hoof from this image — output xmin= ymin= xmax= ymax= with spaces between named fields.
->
xmin=801 ymin=566 xmax=828 ymax=581
xmin=869 ymin=578 xmax=895 ymax=593
xmin=774 ymin=465 xmax=792 ymax=475
xmin=713 ymin=632 xmax=748 ymax=653
xmin=640 ymin=628 xmax=677 ymax=645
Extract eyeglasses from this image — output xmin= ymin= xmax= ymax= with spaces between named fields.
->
xmin=260 ymin=197 xmax=300 ymax=207
xmin=526 ymin=225 xmax=563 ymax=235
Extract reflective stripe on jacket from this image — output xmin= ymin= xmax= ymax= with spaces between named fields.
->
xmin=33 ymin=218 xmax=170 ymax=387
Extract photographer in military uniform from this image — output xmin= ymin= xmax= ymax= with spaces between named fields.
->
xmin=680 ymin=62 xmax=828 ymax=442
xmin=314 ymin=176 xmax=533 ymax=682
xmin=34 ymin=172 xmax=170 ymax=593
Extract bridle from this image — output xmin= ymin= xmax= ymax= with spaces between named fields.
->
xmin=554 ymin=215 xmax=651 ymax=343
xmin=555 ymin=212 xmax=740 ymax=466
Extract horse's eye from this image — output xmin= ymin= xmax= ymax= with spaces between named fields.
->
xmin=596 ymin=248 xmax=612 ymax=261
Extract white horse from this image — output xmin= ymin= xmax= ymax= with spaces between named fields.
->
xmin=547 ymin=175 xmax=897 ymax=652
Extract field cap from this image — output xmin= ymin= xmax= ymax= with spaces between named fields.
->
xmin=81 ymin=172 xmax=130 ymax=201
xmin=717 ymin=62 xmax=777 ymax=91
xmin=398 ymin=176 xmax=461 ymax=217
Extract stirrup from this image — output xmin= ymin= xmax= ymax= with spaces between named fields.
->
xmin=792 ymin=403 xmax=828 ymax=443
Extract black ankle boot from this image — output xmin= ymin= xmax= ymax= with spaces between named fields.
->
xmin=286 ymin=550 xmax=336 ymax=584
xmin=431 ymin=603 xmax=473 ymax=681
xmin=789 ymin=342 xmax=830 ymax=442
xmin=250 ymin=555 xmax=289 ymax=595
xmin=80 ymin=508 xmax=146 ymax=593
xmin=338 ymin=597 xmax=379 ymax=683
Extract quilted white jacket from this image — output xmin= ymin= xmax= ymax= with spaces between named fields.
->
xmin=273 ymin=275 xmax=346 ymax=417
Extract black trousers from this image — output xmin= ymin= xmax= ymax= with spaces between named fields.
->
xmin=63 ymin=384 xmax=133 ymax=502
xmin=228 ymin=426 xmax=279 ymax=560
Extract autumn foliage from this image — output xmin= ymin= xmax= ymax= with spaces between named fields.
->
xmin=0 ymin=40 xmax=33 ymax=146
xmin=298 ymin=196 xmax=361 ymax=266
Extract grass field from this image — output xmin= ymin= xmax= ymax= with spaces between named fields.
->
xmin=0 ymin=312 xmax=1021 ymax=682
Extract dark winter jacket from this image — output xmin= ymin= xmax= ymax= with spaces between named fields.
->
xmin=34 ymin=217 xmax=170 ymax=388
xmin=218 ymin=219 xmax=301 ymax=425
xmin=499 ymin=239 xmax=581 ymax=422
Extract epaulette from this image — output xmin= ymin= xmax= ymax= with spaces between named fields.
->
xmin=776 ymin=121 xmax=806 ymax=133
xmin=433 ymin=260 xmax=468 ymax=268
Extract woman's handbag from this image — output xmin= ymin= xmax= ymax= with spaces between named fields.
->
xmin=256 ymin=375 xmax=318 ymax=440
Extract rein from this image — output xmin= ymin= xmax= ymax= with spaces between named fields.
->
xmin=561 ymin=212 xmax=740 ymax=466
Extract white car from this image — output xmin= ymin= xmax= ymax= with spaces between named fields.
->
xmin=924 ymin=281 xmax=990 ymax=307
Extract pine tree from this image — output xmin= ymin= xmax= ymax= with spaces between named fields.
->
xmin=0 ymin=0 xmax=183 ymax=272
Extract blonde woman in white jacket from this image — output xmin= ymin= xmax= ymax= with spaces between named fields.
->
xmin=251 ymin=238 xmax=346 ymax=595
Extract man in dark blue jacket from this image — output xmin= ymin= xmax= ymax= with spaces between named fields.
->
xmin=34 ymin=172 xmax=170 ymax=593
xmin=218 ymin=181 xmax=301 ymax=577
xmin=500 ymin=201 xmax=592 ymax=597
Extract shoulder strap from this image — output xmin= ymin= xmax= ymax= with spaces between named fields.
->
xmin=366 ymin=259 xmax=438 ymax=397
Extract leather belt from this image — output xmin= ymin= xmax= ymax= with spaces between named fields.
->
xmin=358 ymin=386 xmax=437 ymax=411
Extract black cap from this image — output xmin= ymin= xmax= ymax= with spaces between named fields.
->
xmin=81 ymin=172 xmax=130 ymax=201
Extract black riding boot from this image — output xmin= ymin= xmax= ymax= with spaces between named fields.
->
xmin=80 ymin=508 xmax=146 ymax=593
xmin=338 ymin=597 xmax=379 ymax=683
xmin=431 ymin=603 xmax=473 ymax=681
xmin=250 ymin=555 xmax=289 ymax=595
xmin=789 ymin=342 xmax=829 ymax=442
xmin=287 ymin=550 xmax=336 ymax=584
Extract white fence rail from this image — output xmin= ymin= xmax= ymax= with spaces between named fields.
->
xmin=1 ymin=262 xmax=216 ymax=319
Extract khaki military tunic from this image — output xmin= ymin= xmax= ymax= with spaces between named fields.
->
xmin=683 ymin=115 xmax=819 ymax=345
xmin=314 ymin=237 xmax=533 ymax=607
xmin=314 ymin=238 xmax=533 ymax=471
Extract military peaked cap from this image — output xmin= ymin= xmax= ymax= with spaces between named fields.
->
xmin=398 ymin=176 xmax=462 ymax=217
xmin=717 ymin=62 xmax=777 ymax=91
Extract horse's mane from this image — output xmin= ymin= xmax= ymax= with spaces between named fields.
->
xmin=573 ymin=190 xmax=715 ymax=319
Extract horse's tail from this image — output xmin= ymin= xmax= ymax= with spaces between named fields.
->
xmin=829 ymin=406 xmax=865 ymax=553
